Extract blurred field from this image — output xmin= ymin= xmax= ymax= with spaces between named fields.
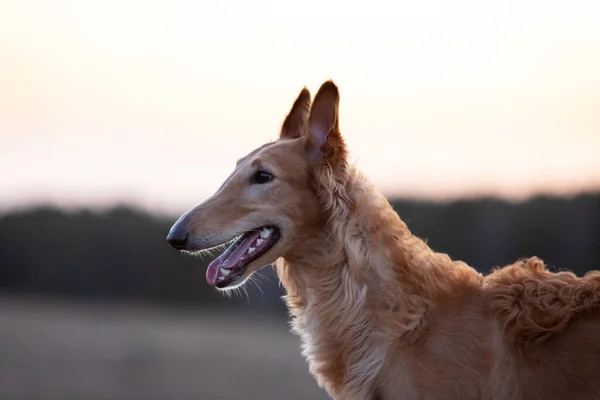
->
xmin=0 ymin=295 xmax=328 ymax=400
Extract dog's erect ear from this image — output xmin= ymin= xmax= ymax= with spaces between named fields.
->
xmin=280 ymin=87 xmax=311 ymax=139
xmin=306 ymin=80 xmax=347 ymax=168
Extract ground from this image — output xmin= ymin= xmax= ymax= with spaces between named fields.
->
xmin=0 ymin=295 xmax=328 ymax=400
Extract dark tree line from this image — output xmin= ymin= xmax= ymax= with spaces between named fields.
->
xmin=0 ymin=192 xmax=599 ymax=314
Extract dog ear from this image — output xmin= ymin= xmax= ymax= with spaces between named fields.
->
xmin=280 ymin=87 xmax=311 ymax=139
xmin=306 ymin=80 xmax=347 ymax=168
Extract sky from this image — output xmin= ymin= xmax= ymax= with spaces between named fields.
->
xmin=1 ymin=0 xmax=600 ymax=215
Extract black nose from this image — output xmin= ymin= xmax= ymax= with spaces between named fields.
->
xmin=166 ymin=233 xmax=188 ymax=250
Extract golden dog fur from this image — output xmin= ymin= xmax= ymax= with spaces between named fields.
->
xmin=170 ymin=80 xmax=600 ymax=399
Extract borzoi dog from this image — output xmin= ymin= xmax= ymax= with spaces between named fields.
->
xmin=167 ymin=80 xmax=600 ymax=400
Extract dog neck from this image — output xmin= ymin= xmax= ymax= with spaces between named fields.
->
xmin=274 ymin=168 xmax=419 ymax=397
xmin=277 ymin=167 xmax=450 ymax=316
xmin=276 ymin=167 xmax=483 ymax=398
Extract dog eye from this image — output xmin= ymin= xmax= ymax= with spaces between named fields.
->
xmin=252 ymin=171 xmax=274 ymax=184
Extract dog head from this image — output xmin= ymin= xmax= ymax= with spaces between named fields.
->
xmin=167 ymin=80 xmax=348 ymax=290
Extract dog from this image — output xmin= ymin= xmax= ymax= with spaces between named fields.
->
xmin=167 ymin=80 xmax=600 ymax=399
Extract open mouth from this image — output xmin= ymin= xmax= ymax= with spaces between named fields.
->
xmin=206 ymin=226 xmax=281 ymax=289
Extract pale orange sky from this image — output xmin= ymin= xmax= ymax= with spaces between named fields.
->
xmin=1 ymin=0 xmax=600 ymax=214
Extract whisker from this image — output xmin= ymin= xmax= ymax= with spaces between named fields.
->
xmin=249 ymin=276 xmax=264 ymax=295
xmin=244 ymin=285 xmax=251 ymax=303
xmin=191 ymin=237 xmax=239 ymax=258
xmin=255 ymin=270 xmax=275 ymax=285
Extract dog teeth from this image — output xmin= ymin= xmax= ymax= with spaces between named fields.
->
xmin=220 ymin=268 xmax=230 ymax=276
xmin=218 ymin=276 xmax=225 ymax=281
xmin=256 ymin=239 xmax=263 ymax=246
xmin=260 ymin=228 xmax=273 ymax=239
xmin=248 ymin=247 xmax=255 ymax=254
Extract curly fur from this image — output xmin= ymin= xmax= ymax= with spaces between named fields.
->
xmin=484 ymin=257 xmax=600 ymax=354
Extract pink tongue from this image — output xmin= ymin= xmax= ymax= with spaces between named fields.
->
xmin=206 ymin=231 xmax=260 ymax=286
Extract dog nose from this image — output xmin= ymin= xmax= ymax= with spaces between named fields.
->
xmin=166 ymin=232 xmax=188 ymax=250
